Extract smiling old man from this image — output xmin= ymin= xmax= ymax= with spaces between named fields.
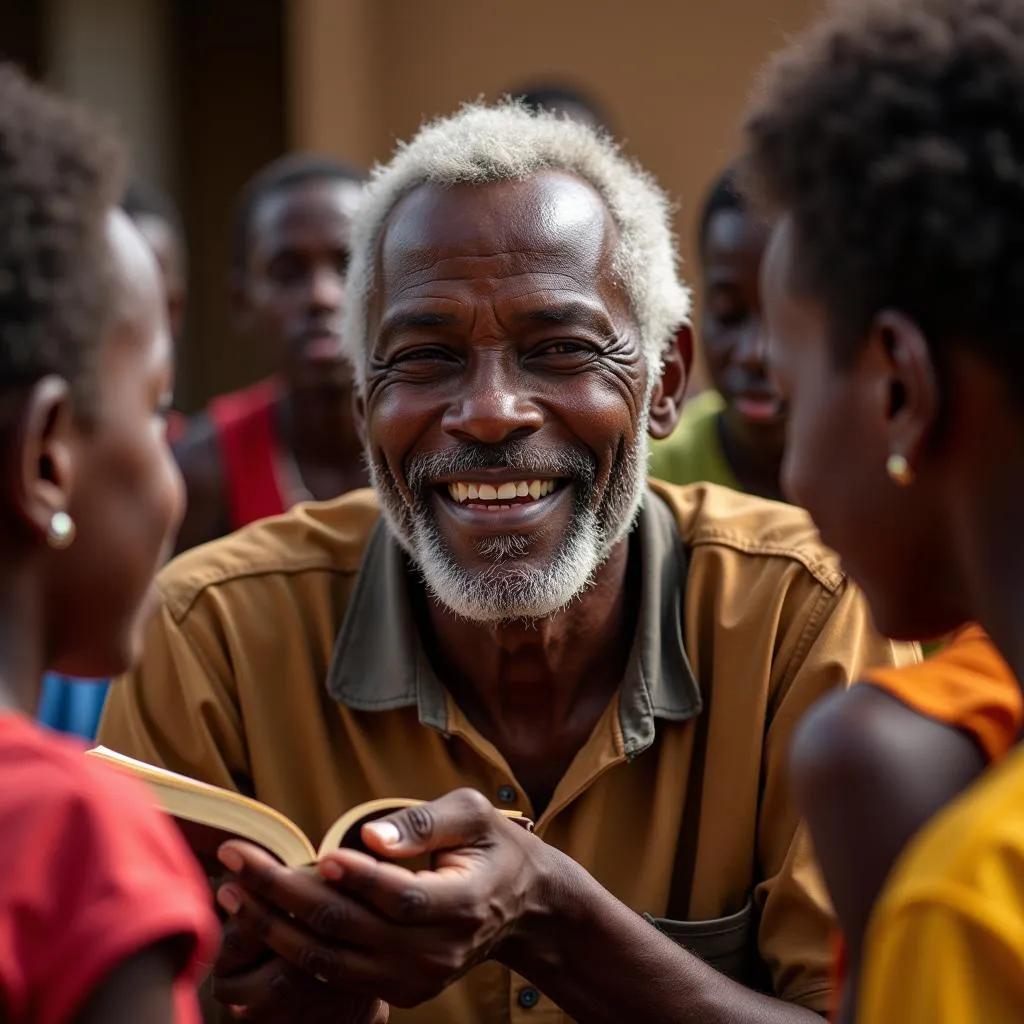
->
xmin=99 ymin=103 xmax=916 ymax=1024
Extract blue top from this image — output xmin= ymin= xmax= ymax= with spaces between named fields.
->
xmin=37 ymin=675 xmax=110 ymax=741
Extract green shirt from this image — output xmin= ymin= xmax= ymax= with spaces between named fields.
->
xmin=649 ymin=390 xmax=739 ymax=488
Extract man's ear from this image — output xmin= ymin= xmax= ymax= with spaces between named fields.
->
xmin=648 ymin=324 xmax=693 ymax=440
xmin=871 ymin=310 xmax=939 ymax=473
xmin=13 ymin=376 xmax=76 ymax=542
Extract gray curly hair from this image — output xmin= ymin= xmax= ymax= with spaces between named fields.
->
xmin=340 ymin=101 xmax=691 ymax=390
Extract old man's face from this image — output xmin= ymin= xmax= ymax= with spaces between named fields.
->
xmin=362 ymin=170 xmax=651 ymax=622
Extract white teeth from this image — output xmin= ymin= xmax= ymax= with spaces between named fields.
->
xmin=446 ymin=479 xmax=559 ymax=503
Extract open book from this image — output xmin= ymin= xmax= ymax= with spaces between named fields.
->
xmin=87 ymin=746 xmax=528 ymax=869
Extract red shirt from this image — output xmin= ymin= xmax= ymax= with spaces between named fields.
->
xmin=0 ymin=715 xmax=218 ymax=1023
xmin=208 ymin=378 xmax=291 ymax=530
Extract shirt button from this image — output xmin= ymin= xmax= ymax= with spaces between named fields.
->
xmin=497 ymin=784 xmax=517 ymax=804
xmin=517 ymin=986 xmax=540 ymax=1009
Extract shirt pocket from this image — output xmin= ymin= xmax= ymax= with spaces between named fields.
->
xmin=643 ymin=897 xmax=756 ymax=985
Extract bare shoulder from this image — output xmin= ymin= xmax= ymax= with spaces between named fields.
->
xmin=793 ymin=683 xmax=986 ymax=810
xmin=793 ymin=682 xmax=986 ymax=937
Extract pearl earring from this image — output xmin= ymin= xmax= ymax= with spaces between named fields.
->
xmin=47 ymin=510 xmax=76 ymax=549
xmin=886 ymin=453 xmax=914 ymax=487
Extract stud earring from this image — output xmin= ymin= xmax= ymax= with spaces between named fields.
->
xmin=47 ymin=510 xmax=76 ymax=549
xmin=886 ymin=453 xmax=914 ymax=487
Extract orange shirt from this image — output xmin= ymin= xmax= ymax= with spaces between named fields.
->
xmin=864 ymin=624 xmax=1021 ymax=762
xmin=0 ymin=714 xmax=218 ymax=1023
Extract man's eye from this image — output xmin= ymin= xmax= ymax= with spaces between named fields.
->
xmin=537 ymin=340 xmax=595 ymax=356
xmin=391 ymin=347 xmax=458 ymax=365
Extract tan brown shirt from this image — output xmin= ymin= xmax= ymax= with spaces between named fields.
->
xmin=99 ymin=481 xmax=918 ymax=1023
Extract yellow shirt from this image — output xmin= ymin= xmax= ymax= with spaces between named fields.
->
xmin=859 ymin=741 xmax=1024 ymax=1022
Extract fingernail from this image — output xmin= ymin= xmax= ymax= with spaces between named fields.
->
xmin=365 ymin=821 xmax=401 ymax=846
xmin=217 ymin=885 xmax=241 ymax=914
xmin=320 ymin=859 xmax=343 ymax=881
xmin=218 ymin=845 xmax=244 ymax=872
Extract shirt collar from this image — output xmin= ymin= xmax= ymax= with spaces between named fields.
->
xmin=325 ymin=490 xmax=702 ymax=752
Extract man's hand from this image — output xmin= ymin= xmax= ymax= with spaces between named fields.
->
xmin=215 ymin=788 xmax=553 ymax=1008
xmin=212 ymin=873 xmax=389 ymax=1023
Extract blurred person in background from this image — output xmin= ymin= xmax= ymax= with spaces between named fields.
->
xmin=122 ymin=179 xmax=189 ymax=443
xmin=122 ymin=180 xmax=188 ymax=353
xmin=514 ymin=80 xmax=611 ymax=132
xmin=649 ymin=166 xmax=785 ymax=501
xmin=172 ymin=154 xmax=369 ymax=554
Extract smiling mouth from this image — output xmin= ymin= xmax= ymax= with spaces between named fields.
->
xmin=442 ymin=478 xmax=562 ymax=509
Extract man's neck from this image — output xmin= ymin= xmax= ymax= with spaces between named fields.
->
xmin=420 ymin=537 xmax=640 ymax=812
xmin=275 ymin=387 xmax=363 ymax=470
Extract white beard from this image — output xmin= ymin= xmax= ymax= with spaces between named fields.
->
xmin=369 ymin=411 xmax=650 ymax=625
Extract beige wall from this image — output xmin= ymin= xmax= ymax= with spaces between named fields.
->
xmin=47 ymin=0 xmax=176 ymax=193
xmin=288 ymin=0 xmax=821 ymax=379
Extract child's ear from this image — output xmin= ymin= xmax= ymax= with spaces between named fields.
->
xmin=13 ymin=376 xmax=77 ymax=542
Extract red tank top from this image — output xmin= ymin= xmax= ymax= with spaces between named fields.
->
xmin=208 ymin=378 xmax=289 ymax=530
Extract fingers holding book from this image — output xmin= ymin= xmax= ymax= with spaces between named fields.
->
xmin=211 ymin=788 xmax=552 ymax=1010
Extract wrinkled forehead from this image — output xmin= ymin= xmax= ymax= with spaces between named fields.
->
xmin=374 ymin=171 xmax=619 ymax=295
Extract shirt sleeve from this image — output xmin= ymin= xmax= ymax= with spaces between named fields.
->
xmin=0 ymin=760 xmax=218 ymax=1024
xmin=858 ymin=890 xmax=1024 ymax=1023
xmin=98 ymin=593 xmax=250 ymax=795
xmin=755 ymin=574 xmax=919 ymax=1012
xmin=864 ymin=625 xmax=1022 ymax=763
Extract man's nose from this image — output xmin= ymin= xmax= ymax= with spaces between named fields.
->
xmin=441 ymin=355 xmax=543 ymax=445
